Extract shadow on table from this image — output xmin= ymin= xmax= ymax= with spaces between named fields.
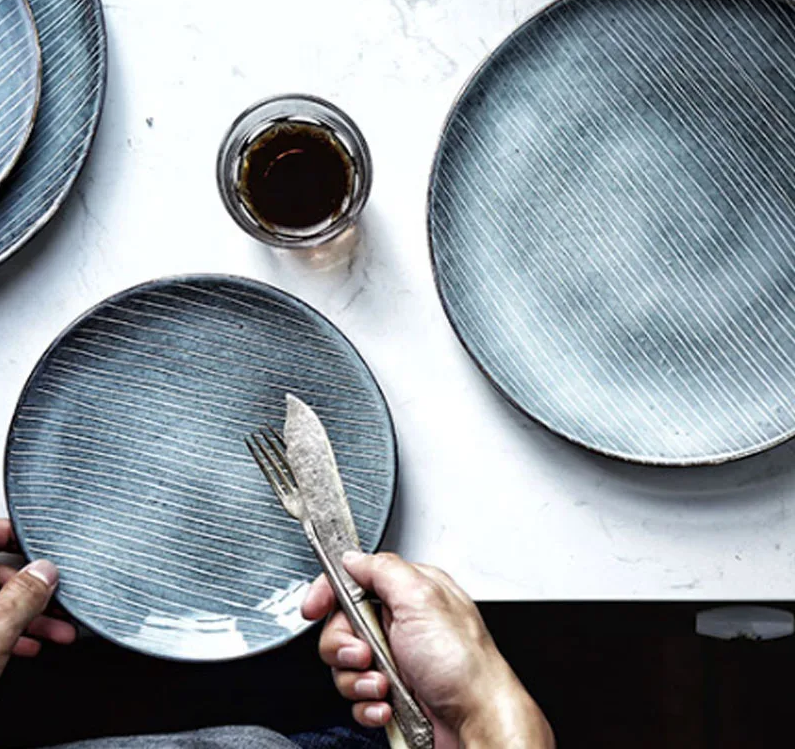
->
xmin=476 ymin=359 xmax=795 ymax=510
xmin=0 ymin=209 xmax=67 ymax=297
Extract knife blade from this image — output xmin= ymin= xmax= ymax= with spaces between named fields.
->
xmin=284 ymin=393 xmax=363 ymax=600
xmin=282 ymin=394 xmax=434 ymax=749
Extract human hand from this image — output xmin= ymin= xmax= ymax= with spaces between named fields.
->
xmin=303 ymin=552 xmax=554 ymax=748
xmin=0 ymin=519 xmax=76 ymax=678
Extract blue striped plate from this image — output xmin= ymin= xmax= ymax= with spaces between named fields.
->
xmin=0 ymin=0 xmax=105 ymax=264
xmin=429 ymin=0 xmax=795 ymax=466
xmin=0 ymin=0 xmax=41 ymax=187
xmin=5 ymin=276 xmax=397 ymax=661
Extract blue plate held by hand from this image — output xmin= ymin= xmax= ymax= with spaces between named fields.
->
xmin=5 ymin=275 xmax=397 ymax=661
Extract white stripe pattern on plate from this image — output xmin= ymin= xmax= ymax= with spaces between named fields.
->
xmin=429 ymin=0 xmax=795 ymax=462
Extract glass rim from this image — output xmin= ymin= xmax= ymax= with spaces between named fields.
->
xmin=216 ymin=94 xmax=373 ymax=249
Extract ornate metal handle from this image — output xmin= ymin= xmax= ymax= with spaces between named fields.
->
xmin=303 ymin=520 xmax=435 ymax=749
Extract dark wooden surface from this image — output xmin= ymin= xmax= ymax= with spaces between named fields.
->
xmin=1 ymin=603 xmax=793 ymax=748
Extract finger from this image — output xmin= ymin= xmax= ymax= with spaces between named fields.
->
xmin=333 ymin=669 xmax=388 ymax=701
xmin=26 ymin=615 xmax=77 ymax=645
xmin=352 ymin=701 xmax=392 ymax=728
xmin=342 ymin=552 xmax=430 ymax=612
xmin=319 ymin=609 xmax=371 ymax=669
xmin=2 ymin=567 xmax=72 ymax=623
xmin=0 ymin=560 xmax=59 ymax=674
xmin=301 ymin=574 xmax=335 ymax=621
xmin=0 ymin=520 xmax=14 ymax=552
xmin=11 ymin=636 xmax=41 ymax=658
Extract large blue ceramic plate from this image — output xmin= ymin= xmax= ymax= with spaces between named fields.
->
xmin=0 ymin=0 xmax=105 ymax=264
xmin=429 ymin=0 xmax=795 ymax=466
xmin=0 ymin=0 xmax=41 ymax=186
xmin=5 ymin=276 xmax=397 ymax=661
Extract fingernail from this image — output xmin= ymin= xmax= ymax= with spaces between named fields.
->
xmin=364 ymin=705 xmax=386 ymax=723
xmin=355 ymin=679 xmax=381 ymax=699
xmin=342 ymin=551 xmax=364 ymax=566
xmin=337 ymin=646 xmax=361 ymax=667
xmin=23 ymin=560 xmax=58 ymax=588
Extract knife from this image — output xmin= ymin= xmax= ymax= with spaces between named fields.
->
xmin=283 ymin=394 xmax=434 ymax=749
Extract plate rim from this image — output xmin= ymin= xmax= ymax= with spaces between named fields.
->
xmin=0 ymin=0 xmax=44 ymax=187
xmin=4 ymin=273 xmax=399 ymax=662
xmin=0 ymin=0 xmax=108 ymax=266
xmin=426 ymin=0 xmax=795 ymax=468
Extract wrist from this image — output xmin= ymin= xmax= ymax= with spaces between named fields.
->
xmin=458 ymin=664 xmax=554 ymax=749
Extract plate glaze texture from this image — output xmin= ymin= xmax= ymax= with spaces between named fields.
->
xmin=0 ymin=0 xmax=105 ymax=264
xmin=0 ymin=0 xmax=41 ymax=186
xmin=5 ymin=276 xmax=397 ymax=661
xmin=429 ymin=0 xmax=795 ymax=465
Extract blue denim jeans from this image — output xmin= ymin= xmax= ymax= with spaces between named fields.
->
xmin=50 ymin=725 xmax=390 ymax=748
xmin=290 ymin=727 xmax=388 ymax=749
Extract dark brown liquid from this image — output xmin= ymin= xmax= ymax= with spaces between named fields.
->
xmin=237 ymin=122 xmax=352 ymax=232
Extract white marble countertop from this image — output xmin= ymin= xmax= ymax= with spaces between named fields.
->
xmin=1 ymin=0 xmax=793 ymax=601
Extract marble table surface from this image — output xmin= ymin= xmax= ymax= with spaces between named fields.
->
xmin=1 ymin=0 xmax=793 ymax=601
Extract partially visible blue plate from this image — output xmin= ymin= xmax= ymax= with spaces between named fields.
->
xmin=5 ymin=276 xmax=397 ymax=661
xmin=0 ymin=0 xmax=41 ymax=186
xmin=429 ymin=0 xmax=795 ymax=466
xmin=0 ymin=0 xmax=105 ymax=264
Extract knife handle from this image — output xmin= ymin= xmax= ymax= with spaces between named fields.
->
xmin=303 ymin=521 xmax=434 ymax=749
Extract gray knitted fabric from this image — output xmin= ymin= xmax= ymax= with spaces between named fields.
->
xmin=48 ymin=726 xmax=300 ymax=749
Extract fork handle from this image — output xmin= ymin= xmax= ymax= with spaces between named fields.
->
xmin=356 ymin=599 xmax=423 ymax=749
xmin=303 ymin=521 xmax=434 ymax=749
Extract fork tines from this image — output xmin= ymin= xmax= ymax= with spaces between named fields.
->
xmin=244 ymin=424 xmax=297 ymax=499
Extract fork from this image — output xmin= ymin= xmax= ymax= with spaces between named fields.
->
xmin=245 ymin=426 xmax=434 ymax=749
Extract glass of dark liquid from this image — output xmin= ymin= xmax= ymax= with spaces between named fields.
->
xmin=217 ymin=94 xmax=372 ymax=249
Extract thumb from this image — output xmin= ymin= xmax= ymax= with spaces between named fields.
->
xmin=342 ymin=551 xmax=426 ymax=613
xmin=0 ymin=560 xmax=59 ymax=675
